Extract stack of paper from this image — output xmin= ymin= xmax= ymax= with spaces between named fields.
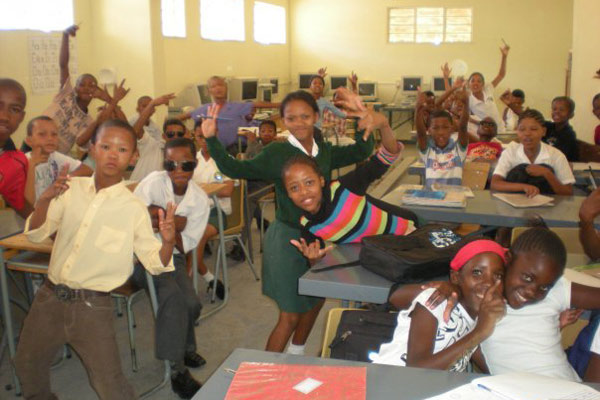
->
xmin=426 ymin=372 xmax=600 ymax=400
xmin=492 ymin=192 xmax=554 ymax=208
xmin=402 ymin=189 xmax=467 ymax=208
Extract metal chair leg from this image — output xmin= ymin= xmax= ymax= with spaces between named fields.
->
xmin=236 ymin=236 xmax=259 ymax=281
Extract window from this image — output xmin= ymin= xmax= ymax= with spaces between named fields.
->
xmin=200 ymin=0 xmax=245 ymax=42
xmin=388 ymin=7 xmax=472 ymax=44
xmin=253 ymin=2 xmax=286 ymax=45
xmin=0 ymin=0 xmax=73 ymax=31
xmin=161 ymin=0 xmax=186 ymax=38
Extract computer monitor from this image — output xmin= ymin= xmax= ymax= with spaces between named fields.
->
xmin=431 ymin=76 xmax=452 ymax=93
xmin=299 ymin=74 xmax=314 ymax=89
xmin=270 ymin=78 xmax=279 ymax=94
xmin=402 ymin=77 xmax=422 ymax=92
xmin=330 ymin=76 xmax=348 ymax=90
xmin=358 ymin=81 xmax=377 ymax=100
xmin=197 ymin=84 xmax=211 ymax=104
xmin=228 ymin=78 xmax=259 ymax=102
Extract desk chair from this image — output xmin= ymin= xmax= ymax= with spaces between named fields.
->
xmin=111 ymin=279 xmax=146 ymax=372
xmin=201 ymin=181 xmax=260 ymax=319
xmin=257 ymin=191 xmax=275 ymax=250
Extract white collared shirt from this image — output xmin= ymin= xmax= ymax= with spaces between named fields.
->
xmin=134 ymin=170 xmax=210 ymax=254
xmin=493 ymin=141 xmax=575 ymax=185
xmin=192 ymin=151 xmax=233 ymax=214
xmin=25 ymin=177 xmax=174 ymax=292
xmin=128 ymin=114 xmax=164 ymax=143
xmin=469 ymin=83 xmax=505 ymax=133
xmin=287 ymin=134 xmax=319 ymax=157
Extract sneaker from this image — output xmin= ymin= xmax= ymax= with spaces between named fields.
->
xmin=184 ymin=351 xmax=207 ymax=368
xmin=227 ymin=243 xmax=246 ymax=262
xmin=171 ymin=369 xmax=201 ymax=399
xmin=207 ymin=279 xmax=225 ymax=300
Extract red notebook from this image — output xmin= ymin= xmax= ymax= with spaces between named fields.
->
xmin=224 ymin=362 xmax=367 ymax=400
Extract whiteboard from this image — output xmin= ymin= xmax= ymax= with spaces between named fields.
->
xmin=28 ymin=35 xmax=77 ymax=95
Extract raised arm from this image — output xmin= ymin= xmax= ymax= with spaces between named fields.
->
xmin=491 ymin=42 xmax=510 ymax=88
xmin=579 ymin=188 xmax=600 ymax=260
xmin=455 ymin=88 xmax=470 ymax=148
xmin=434 ymin=77 xmax=463 ymax=110
xmin=60 ymin=25 xmax=78 ymax=87
xmin=415 ymin=89 xmax=429 ymax=151
xmin=441 ymin=62 xmax=452 ymax=91
xmin=500 ymin=89 xmax=523 ymax=116
xmin=133 ymin=93 xmax=175 ymax=139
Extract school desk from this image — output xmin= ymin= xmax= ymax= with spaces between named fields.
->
xmin=382 ymin=189 xmax=600 ymax=229
xmin=192 ymin=348 xmax=600 ymax=399
xmin=375 ymin=104 xmax=415 ymax=132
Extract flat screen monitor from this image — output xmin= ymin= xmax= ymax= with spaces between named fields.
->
xmin=432 ymin=77 xmax=452 ymax=92
xmin=197 ymin=84 xmax=211 ymax=104
xmin=299 ymin=74 xmax=313 ymax=89
xmin=242 ymin=80 xmax=258 ymax=101
xmin=330 ymin=76 xmax=348 ymax=90
xmin=358 ymin=82 xmax=377 ymax=98
xmin=270 ymin=78 xmax=279 ymax=94
xmin=402 ymin=77 xmax=422 ymax=92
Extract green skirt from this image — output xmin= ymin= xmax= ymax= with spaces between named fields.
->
xmin=262 ymin=220 xmax=322 ymax=313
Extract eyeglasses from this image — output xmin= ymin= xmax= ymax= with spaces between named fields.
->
xmin=163 ymin=160 xmax=197 ymax=172
xmin=480 ymin=121 xmax=497 ymax=127
xmin=165 ymin=131 xmax=186 ymax=139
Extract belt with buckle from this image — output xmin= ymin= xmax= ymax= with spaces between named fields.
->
xmin=45 ymin=281 xmax=109 ymax=302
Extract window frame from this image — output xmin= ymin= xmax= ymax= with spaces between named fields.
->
xmin=199 ymin=0 xmax=246 ymax=42
xmin=387 ymin=6 xmax=473 ymax=44
xmin=253 ymin=1 xmax=286 ymax=45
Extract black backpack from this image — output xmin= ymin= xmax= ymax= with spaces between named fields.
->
xmin=359 ymin=224 xmax=468 ymax=283
xmin=329 ymin=310 xmax=398 ymax=362
xmin=505 ymin=163 xmax=555 ymax=194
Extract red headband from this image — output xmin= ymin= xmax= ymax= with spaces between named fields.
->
xmin=450 ymin=240 xmax=507 ymax=271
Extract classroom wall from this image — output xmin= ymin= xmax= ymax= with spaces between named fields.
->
xmin=289 ymin=0 xmax=573 ymax=118
xmin=570 ymin=0 xmax=600 ymax=143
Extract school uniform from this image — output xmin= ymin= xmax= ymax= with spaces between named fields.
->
xmin=15 ymin=177 xmax=174 ymax=400
xmin=543 ymin=121 xmax=579 ymax=162
xmin=469 ymin=83 xmax=505 ymax=133
xmin=206 ymin=132 xmax=373 ymax=313
xmin=481 ymin=277 xmax=580 ymax=381
xmin=300 ymin=146 xmax=416 ymax=244
xmin=0 ymin=138 xmax=28 ymax=211
xmin=420 ymin=137 xmax=468 ymax=188
xmin=133 ymin=171 xmax=209 ymax=364
xmin=372 ymin=288 xmax=476 ymax=371
xmin=128 ymin=114 xmax=164 ymax=143
xmin=42 ymin=78 xmax=94 ymax=154
xmin=26 ymin=151 xmax=81 ymax=201
xmin=493 ymin=141 xmax=575 ymax=185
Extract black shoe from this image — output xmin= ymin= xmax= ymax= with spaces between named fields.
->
xmin=171 ymin=369 xmax=202 ymax=399
xmin=184 ymin=351 xmax=207 ymax=368
xmin=207 ymin=279 xmax=225 ymax=300
xmin=228 ymin=243 xmax=246 ymax=262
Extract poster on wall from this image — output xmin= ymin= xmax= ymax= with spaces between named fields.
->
xmin=28 ymin=35 xmax=77 ymax=95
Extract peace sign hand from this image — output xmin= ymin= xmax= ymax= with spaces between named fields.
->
xmin=39 ymin=164 xmax=70 ymax=202
xmin=158 ymin=202 xmax=177 ymax=244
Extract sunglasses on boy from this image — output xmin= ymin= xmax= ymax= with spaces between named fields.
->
xmin=165 ymin=130 xmax=186 ymax=139
xmin=163 ymin=160 xmax=198 ymax=172
xmin=480 ymin=121 xmax=497 ymax=127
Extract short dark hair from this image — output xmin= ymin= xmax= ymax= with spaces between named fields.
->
xmin=26 ymin=116 xmax=54 ymax=136
xmin=137 ymin=95 xmax=152 ymax=107
xmin=552 ymin=96 xmax=575 ymax=116
xmin=164 ymin=137 xmax=196 ymax=158
xmin=75 ymin=73 xmax=97 ymax=87
xmin=512 ymin=89 xmax=525 ymax=100
xmin=92 ymin=119 xmax=137 ymax=150
xmin=280 ymin=90 xmax=320 ymax=117
xmin=163 ymin=118 xmax=186 ymax=133
xmin=0 ymin=78 xmax=27 ymax=107
xmin=309 ymin=75 xmax=325 ymax=86
xmin=281 ymin=153 xmax=322 ymax=183
xmin=428 ymin=110 xmax=453 ymax=125
xmin=424 ymin=91 xmax=435 ymax=98
xmin=593 ymin=93 xmax=600 ymax=104
xmin=259 ymin=120 xmax=276 ymax=131
xmin=518 ymin=109 xmax=545 ymax=127
xmin=510 ymin=226 xmax=567 ymax=272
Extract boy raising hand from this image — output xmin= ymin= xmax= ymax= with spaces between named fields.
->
xmin=15 ymin=119 xmax=176 ymax=400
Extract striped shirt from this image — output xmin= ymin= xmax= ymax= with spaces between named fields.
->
xmin=420 ymin=137 xmax=467 ymax=188
xmin=300 ymin=146 xmax=416 ymax=244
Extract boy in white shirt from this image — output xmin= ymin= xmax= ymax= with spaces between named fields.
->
xmin=24 ymin=116 xmax=93 ymax=205
xmin=128 ymin=95 xmax=164 ymax=142
xmin=133 ymin=138 xmax=209 ymax=398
